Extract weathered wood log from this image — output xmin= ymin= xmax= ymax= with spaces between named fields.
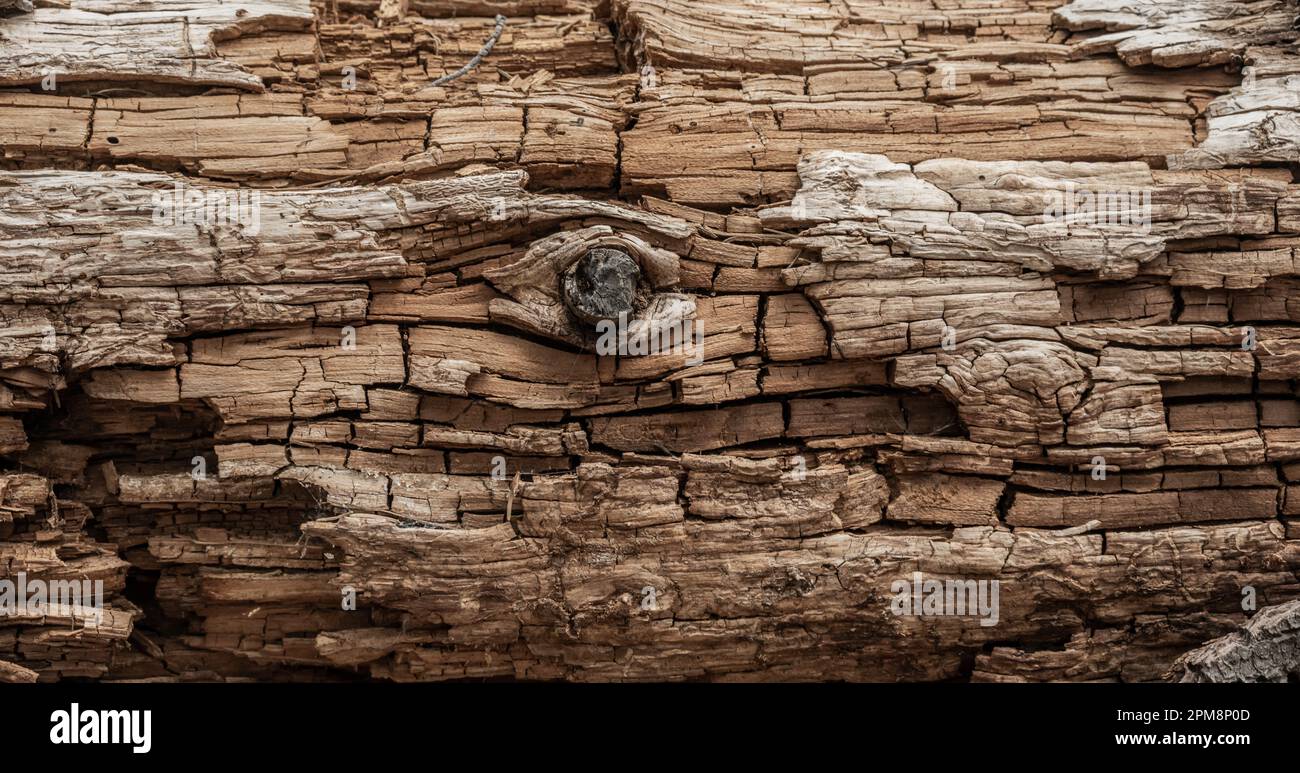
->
xmin=1 ymin=0 xmax=1299 ymax=683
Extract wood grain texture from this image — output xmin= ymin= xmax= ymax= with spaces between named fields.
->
xmin=2 ymin=0 xmax=1299 ymax=683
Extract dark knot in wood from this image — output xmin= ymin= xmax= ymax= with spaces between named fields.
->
xmin=0 ymin=0 xmax=34 ymax=19
xmin=563 ymin=248 xmax=640 ymax=326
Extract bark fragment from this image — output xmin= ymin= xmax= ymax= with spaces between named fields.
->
xmin=1169 ymin=600 xmax=1300 ymax=682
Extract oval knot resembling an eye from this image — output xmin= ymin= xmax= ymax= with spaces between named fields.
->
xmin=562 ymin=248 xmax=642 ymax=326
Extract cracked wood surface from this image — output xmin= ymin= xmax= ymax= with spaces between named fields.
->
xmin=1 ymin=0 xmax=1299 ymax=682
xmin=1169 ymin=598 xmax=1300 ymax=682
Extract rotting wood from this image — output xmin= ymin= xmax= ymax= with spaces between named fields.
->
xmin=1168 ymin=599 xmax=1300 ymax=682
xmin=1 ymin=0 xmax=1299 ymax=683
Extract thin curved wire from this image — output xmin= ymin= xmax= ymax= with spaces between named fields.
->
xmin=430 ymin=14 xmax=508 ymax=87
